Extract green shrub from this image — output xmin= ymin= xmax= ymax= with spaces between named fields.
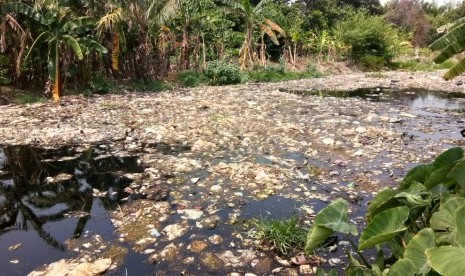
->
xmin=305 ymin=63 xmax=323 ymax=78
xmin=178 ymin=70 xmax=203 ymax=87
xmin=335 ymin=11 xmax=404 ymax=70
xmin=13 ymin=94 xmax=47 ymax=104
xmin=0 ymin=77 xmax=10 ymax=85
xmin=247 ymin=66 xmax=285 ymax=82
xmin=359 ymin=55 xmax=387 ymax=71
xmin=204 ymin=60 xmax=243 ymax=85
xmin=129 ymin=79 xmax=171 ymax=92
xmin=247 ymin=65 xmax=322 ymax=83
xmin=392 ymin=59 xmax=456 ymax=71
xmin=85 ymin=72 xmax=115 ymax=95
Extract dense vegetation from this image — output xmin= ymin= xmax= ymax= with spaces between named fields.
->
xmin=2 ymin=0 xmax=465 ymax=100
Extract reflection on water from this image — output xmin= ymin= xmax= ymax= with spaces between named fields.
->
xmin=283 ymin=87 xmax=465 ymax=110
xmin=0 ymin=145 xmax=142 ymax=274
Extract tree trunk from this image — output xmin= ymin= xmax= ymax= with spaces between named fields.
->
xmin=260 ymin=34 xmax=266 ymax=66
xmin=240 ymin=24 xmax=255 ymax=70
xmin=181 ymin=23 xmax=189 ymax=70
xmin=202 ymin=33 xmax=206 ymax=69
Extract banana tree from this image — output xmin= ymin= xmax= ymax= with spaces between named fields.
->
xmin=221 ymin=0 xmax=285 ymax=70
xmin=429 ymin=17 xmax=465 ymax=80
xmin=2 ymin=2 xmax=107 ymax=101
xmin=97 ymin=6 xmax=126 ymax=73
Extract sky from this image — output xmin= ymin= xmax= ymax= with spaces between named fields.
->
xmin=380 ymin=0 xmax=460 ymax=6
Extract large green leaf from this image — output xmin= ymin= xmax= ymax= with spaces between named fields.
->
xmin=430 ymin=21 xmax=465 ymax=51
xmin=304 ymin=199 xmax=356 ymax=253
xmin=313 ymin=200 xmax=347 ymax=225
xmin=345 ymin=253 xmax=371 ymax=276
xmin=425 ymin=164 xmax=455 ymax=190
xmin=434 ymin=44 xmax=465 ymax=64
xmin=314 ymin=199 xmax=356 ymax=235
xmin=426 ymin=246 xmax=465 ymax=276
xmin=2 ymin=2 xmax=45 ymax=24
xmin=61 ymin=35 xmax=83 ymax=60
xmin=432 ymin=147 xmax=463 ymax=169
xmin=394 ymin=193 xmax=429 ymax=208
xmin=242 ymin=0 xmax=252 ymax=16
xmin=386 ymin=259 xmax=417 ymax=276
xmin=367 ymin=188 xmax=399 ymax=221
xmin=444 ymin=56 xmax=465 ymax=80
xmin=358 ymin=206 xmax=409 ymax=251
xmin=24 ymin=31 xmax=50 ymax=63
xmin=447 ymin=160 xmax=465 ymax=189
xmin=453 ymin=206 xmax=465 ymax=247
xmin=219 ymin=0 xmax=244 ymax=12
xmin=400 ymin=164 xmax=433 ymax=189
xmin=430 ymin=197 xmax=465 ymax=231
xmin=61 ymin=16 xmax=96 ymax=33
xmin=430 ymin=197 xmax=465 ymax=244
xmin=304 ymin=225 xmax=333 ymax=253
xmin=77 ymin=38 xmax=108 ymax=54
xmin=254 ymin=0 xmax=272 ymax=13
xmin=404 ymin=228 xmax=435 ymax=274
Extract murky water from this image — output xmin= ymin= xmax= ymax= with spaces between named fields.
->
xmin=0 ymin=143 xmax=350 ymax=274
xmin=0 ymin=145 xmax=142 ymax=274
xmin=281 ymin=87 xmax=465 ymax=110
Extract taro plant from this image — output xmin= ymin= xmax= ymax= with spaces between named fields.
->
xmin=305 ymin=147 xmax=465 ymax=275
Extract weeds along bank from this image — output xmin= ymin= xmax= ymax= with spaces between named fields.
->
xmin=2 ymin=0 xmax=465 ymax=100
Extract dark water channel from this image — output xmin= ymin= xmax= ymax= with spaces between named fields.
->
xmin=0 ymin=143 xmax=361 ymax=274
xmin=0 ymin=145 xmax=142 ymax=274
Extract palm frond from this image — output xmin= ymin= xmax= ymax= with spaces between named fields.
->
xmin=260 ymin=24 xmax=278 ymax=45
xmin=61 ymin=16 xmax=96 ymax=33
xmin=5 ymin=14 xmax=25 ymax=34
xmin=430 ymin=21 xmax=465 ymax=51
xmin=77 ymin=37 xmax=108 ymax=54
xmin=429 ymin=16 xmax=465 ymax=79
xmin=24 ymin=31 xmax=49 ymax=62
xmin=254 ymin=0 xmax=272 ymax=13
xmin=2 ymin=2 xmax=45 ymax=24
xmin=242 ymin=0 xmax=251 ymax=16
xmin=264 ymin=19 xmax=285 ymax=36
xmin=97 ymin=8 xmax=123 ymax=35
xmin=146 ymin=0 xmax=180 ymax=26
xmin=62 ymin=35 xmax=83 ymax=60
xmin=434 ymin=43 xmax=465 ymax=64
xmin=219 ymin=0 xmax=243 ymax=10
xmin=444 ymin=56 xmax=465 ymax=80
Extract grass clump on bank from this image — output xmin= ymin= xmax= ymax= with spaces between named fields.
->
xmin=178 ymin=62 xmax=323 ymax=87
xmin=13 ymin=94 xmax=47 ymax=104
xmin=248 ymin=216 xmax=308 ymax=256
xmin=392 ymin=59 xmax=456 ymax=71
